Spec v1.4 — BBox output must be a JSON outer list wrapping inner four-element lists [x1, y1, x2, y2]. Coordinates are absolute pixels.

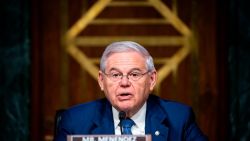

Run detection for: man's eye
[[112, 73, 121, 78], [130, 72, 140, 77]]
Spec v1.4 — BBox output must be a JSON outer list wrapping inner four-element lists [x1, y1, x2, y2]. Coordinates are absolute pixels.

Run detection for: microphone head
[[119, 111, 126, 120]]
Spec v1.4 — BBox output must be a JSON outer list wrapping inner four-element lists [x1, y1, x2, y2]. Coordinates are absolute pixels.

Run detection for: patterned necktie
[[121, 118, 135, 135]]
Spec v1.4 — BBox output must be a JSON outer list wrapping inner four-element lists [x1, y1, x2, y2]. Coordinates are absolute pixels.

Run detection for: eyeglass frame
[[102, 70, 151, 82]]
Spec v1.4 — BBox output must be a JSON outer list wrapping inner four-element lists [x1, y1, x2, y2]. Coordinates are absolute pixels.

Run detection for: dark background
[[0, 0, 250, 140]]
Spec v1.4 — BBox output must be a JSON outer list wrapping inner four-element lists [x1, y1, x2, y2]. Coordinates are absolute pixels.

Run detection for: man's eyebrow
[[129, 68, 143, 72], [127, 69, 146, 74], [108, 68, 122, 72]]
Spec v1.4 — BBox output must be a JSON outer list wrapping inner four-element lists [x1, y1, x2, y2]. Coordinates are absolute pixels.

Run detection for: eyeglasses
[[103, 71, 149, 82]]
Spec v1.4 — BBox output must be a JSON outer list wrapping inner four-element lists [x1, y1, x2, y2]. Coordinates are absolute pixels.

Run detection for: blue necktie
[[121, 118, 135, 135]]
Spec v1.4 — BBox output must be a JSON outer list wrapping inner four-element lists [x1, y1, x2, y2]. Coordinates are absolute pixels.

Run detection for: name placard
[[67, 135, 151, 141]]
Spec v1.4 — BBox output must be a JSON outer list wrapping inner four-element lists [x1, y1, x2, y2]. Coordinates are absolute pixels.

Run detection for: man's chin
[[117, 104, 133, 112]]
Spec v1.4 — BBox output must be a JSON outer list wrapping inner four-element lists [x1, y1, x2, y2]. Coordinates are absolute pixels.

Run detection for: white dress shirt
[[112, 102, 147, 135]]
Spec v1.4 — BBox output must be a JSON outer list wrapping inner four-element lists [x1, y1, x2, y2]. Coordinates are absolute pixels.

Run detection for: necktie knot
[[121, 118, 135, 134]]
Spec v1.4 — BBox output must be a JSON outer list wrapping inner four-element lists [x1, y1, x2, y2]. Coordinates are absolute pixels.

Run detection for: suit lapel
[[91, 99, 115, 134], [145, 95, 169, 141]]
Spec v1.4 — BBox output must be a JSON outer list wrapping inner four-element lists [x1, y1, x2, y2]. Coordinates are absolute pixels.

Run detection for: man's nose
[[120, 75, 130, 86]]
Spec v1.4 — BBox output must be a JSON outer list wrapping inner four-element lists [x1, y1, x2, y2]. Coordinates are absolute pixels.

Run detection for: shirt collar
[[112, 102, 147, 131]]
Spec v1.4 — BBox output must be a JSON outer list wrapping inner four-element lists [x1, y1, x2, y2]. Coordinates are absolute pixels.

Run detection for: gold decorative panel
[[63, 0, 194, 94]]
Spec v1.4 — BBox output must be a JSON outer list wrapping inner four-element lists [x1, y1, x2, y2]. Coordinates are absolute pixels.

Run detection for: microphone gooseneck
[[119, 111, 126, 134], [119, 111, 126, 120]]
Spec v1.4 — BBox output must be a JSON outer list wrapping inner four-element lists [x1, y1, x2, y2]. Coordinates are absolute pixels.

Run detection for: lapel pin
[[155, 131, 160, 136]]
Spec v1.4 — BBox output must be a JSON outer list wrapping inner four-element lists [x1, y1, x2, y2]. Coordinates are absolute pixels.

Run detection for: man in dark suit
[[55, 41, 207, 141]]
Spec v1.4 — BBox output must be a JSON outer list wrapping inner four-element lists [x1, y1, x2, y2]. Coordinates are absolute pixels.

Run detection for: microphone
[[119, 111, 126, 134]]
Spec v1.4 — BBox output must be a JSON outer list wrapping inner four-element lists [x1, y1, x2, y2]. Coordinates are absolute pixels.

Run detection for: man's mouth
[[117, 93, 132, 100], [119, 93, 131, 96]]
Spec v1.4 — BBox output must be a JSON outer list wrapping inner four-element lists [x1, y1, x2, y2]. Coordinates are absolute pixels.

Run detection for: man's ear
[[98, 71, 104, 91], [149, 70, 157, 91]]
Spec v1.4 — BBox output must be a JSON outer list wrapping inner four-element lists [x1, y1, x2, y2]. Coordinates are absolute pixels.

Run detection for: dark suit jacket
[[55, 94, 207, 141]]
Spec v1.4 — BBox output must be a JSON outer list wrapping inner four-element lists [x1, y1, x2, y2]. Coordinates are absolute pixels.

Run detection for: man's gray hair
[[100, 41, 155, 72]]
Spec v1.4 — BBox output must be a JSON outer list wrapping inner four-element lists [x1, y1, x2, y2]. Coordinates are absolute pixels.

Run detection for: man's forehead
[[107, 67, 144, 72], [106, 52, 146, 63], [104, 52, 147, 70]]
